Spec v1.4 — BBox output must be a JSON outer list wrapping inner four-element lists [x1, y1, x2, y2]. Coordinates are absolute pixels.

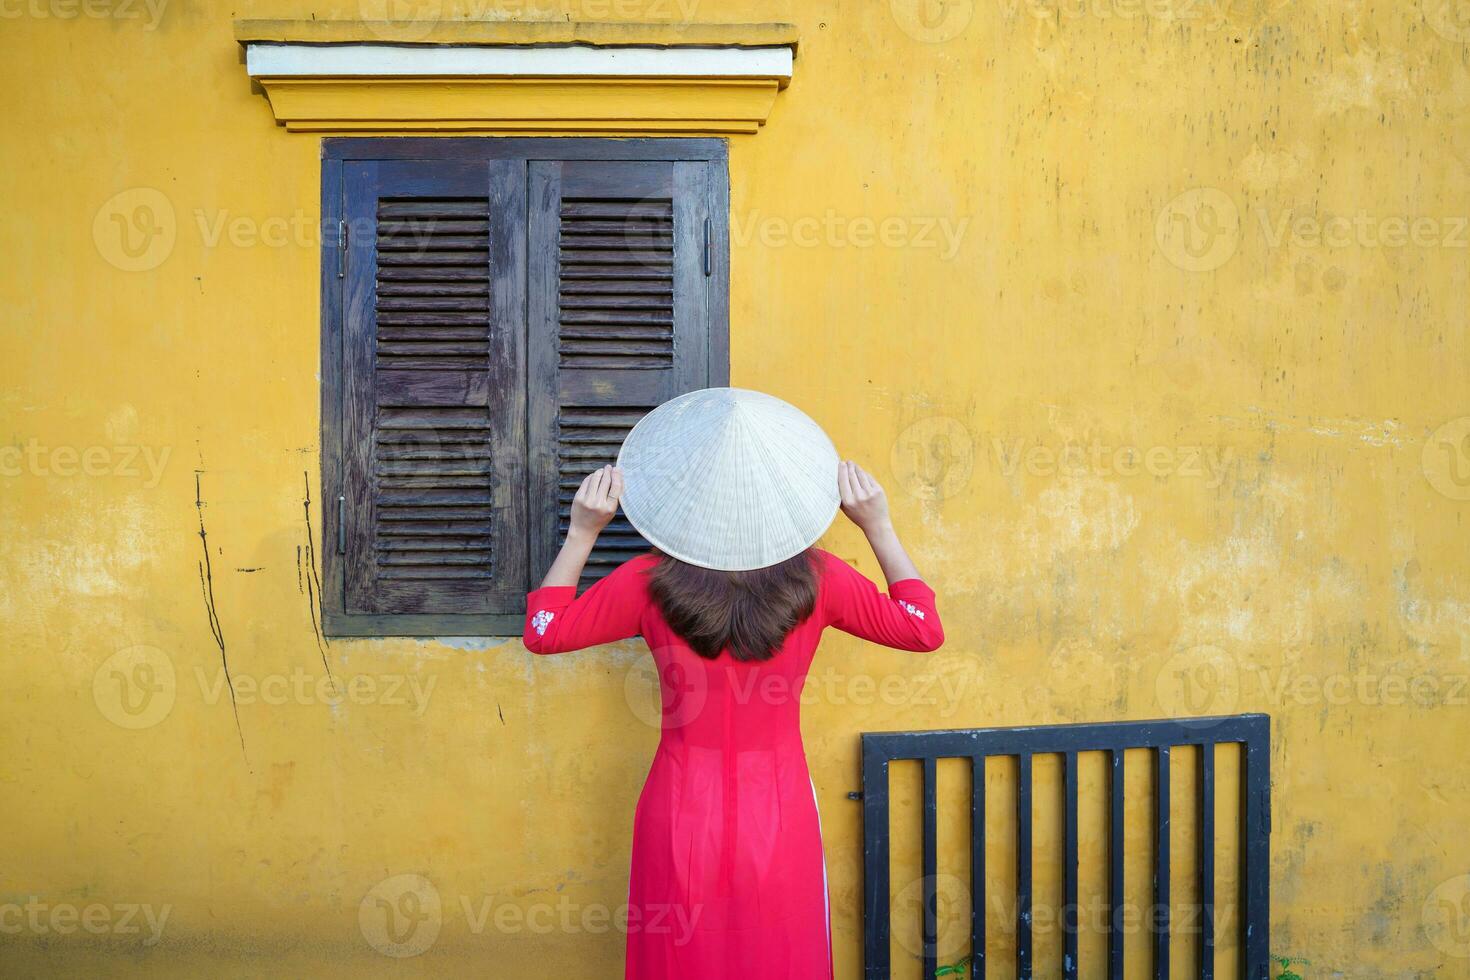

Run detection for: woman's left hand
[[569, 464, 623, 539]]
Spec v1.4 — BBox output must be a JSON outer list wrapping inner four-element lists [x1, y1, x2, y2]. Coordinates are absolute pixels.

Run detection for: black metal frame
[[860, 714, 1270, 979]]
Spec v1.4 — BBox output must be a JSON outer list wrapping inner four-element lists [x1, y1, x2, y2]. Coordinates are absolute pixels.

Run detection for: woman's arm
[[823, 460, 943, 651], [538, 464, 623, 588], [838, 460, 921, 586], [524, 464, 648, 654]]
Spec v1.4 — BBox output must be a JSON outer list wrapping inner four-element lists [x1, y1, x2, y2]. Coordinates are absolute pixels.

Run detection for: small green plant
[[1272, 953, 1310, 980], [935, 953, 973, 977]]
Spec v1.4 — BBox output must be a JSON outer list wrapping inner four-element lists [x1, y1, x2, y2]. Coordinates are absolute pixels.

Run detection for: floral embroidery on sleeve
[[531, 610, 555, 636], [899, 601, 926, 620]]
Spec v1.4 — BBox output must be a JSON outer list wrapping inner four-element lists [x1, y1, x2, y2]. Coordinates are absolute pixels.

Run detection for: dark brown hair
[[647, 549, 819, 662]]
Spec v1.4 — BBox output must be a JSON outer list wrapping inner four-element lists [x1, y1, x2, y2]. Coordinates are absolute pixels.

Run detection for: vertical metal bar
[[1017, 753, 1034, 979], [923, 756, 939, 980], [862, 746, 892, 980], [1198, 743, 1215, 980], [1155, 745, 1172, 979], [1109, 748, 1126, 980], [971, 755, 987, 980], [336, 495, 345, 554], [1064, 751, 1079, 980], [1240, 725, 1270, 979], [703, 216, 712, 276]]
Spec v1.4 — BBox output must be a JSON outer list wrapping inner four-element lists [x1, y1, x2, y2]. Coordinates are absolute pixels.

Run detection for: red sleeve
[[523, 554, 656, 654], [818, 550, 944, 652]]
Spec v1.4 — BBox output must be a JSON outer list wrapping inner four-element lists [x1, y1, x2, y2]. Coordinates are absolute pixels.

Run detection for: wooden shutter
[[338, 159, 527, 620], [527, 158, 726, 586]]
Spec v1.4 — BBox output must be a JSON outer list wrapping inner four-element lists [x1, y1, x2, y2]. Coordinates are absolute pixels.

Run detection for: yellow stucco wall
[[4, 1, 1469, 976]]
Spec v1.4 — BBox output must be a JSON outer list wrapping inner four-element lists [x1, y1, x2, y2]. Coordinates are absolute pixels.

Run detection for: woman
[[523, 388, 944, 980]]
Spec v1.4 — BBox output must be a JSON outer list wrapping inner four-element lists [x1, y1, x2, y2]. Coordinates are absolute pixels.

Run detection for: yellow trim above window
[[254, 78, 779, 136], [235, 20, 797, 136]]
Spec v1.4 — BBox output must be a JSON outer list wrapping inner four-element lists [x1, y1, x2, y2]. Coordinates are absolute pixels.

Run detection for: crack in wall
[[301, 472, 333, 688], [195, 471, 249, 768]]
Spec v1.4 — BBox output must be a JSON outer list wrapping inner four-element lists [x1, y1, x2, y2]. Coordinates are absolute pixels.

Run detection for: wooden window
[[321, 139, 729, 637]]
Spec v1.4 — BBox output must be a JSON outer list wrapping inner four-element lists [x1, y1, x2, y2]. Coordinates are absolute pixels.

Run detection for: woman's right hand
[[569, 464, 622, 540], [838, 460, 891, 533]]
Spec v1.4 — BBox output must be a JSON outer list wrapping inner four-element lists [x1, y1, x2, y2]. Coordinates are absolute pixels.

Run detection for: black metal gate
[[860, 714, 1270, 979]]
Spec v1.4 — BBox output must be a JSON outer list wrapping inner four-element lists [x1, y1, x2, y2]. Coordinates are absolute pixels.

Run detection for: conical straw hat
[[616, 387, 840, 571]]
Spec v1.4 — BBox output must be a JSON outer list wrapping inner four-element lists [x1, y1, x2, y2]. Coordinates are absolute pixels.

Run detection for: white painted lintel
[[245, 42, 794, 81]]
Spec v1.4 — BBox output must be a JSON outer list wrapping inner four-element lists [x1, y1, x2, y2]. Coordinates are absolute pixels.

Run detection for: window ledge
[[236, 20, 796, 135], [324, 612, 527, 639]]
